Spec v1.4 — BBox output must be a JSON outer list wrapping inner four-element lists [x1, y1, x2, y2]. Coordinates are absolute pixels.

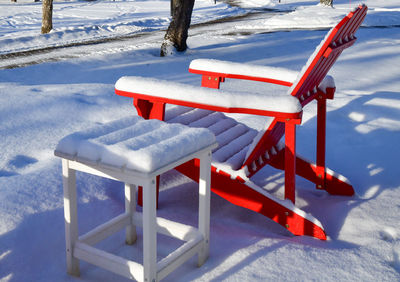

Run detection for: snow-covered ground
[[1, 0, 400, 281]]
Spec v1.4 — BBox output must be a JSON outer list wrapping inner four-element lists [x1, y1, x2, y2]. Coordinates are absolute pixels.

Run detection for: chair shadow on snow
[[270, 89, 400, 241], [178, 89, 400, 280]]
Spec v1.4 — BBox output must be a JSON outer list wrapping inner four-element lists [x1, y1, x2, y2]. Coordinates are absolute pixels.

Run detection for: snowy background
[[1, 0, 400, 281]]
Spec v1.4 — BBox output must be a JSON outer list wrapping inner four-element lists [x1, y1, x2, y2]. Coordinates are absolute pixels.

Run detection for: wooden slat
[[157, 236, 203, 280], [79, 213, 131, 246], [74, 242, 143, 281]]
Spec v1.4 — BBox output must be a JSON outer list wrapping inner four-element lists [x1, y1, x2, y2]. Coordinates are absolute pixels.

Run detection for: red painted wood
[[189, 69, 294, 87], [316, 95, 327, 190], [201, 75, 222, 88], [176, 159, 327, 240], [149, 101, 165, 120], [242, 119, 283, 173], [289, 8, 367, 101], [284, 122, 296, 203], [115, 5, 366, 240], [324, 38, 356, 58], [133, 99, 165, 121], [270, 151, 354, 196], [133, 99, 152, 119]]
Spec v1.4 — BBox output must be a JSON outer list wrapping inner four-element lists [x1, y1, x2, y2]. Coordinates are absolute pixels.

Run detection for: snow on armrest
[[318, 75, 335, 93], [189, 59, 298, 86], [115, 76, 302, 118]]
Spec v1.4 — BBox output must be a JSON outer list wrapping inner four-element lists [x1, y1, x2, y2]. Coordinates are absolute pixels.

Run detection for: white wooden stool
[[54, 116, 217, 282]]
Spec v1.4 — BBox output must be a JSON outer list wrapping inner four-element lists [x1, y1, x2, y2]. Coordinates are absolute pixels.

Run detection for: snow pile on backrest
[[55, 116, 216, 173], [189, 59, 299, 83], [115, 76, 302, 114]]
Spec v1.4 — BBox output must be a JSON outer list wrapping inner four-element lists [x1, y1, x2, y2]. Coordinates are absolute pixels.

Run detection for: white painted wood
[[74, 242, 144, 281], [197, 152, 212, 266], [65, 143, 217, 182], [157, 235, 203, 280], [125, 183, 137, 245], [79, 213, 130, 246], [67, 160, 142, 185], [57, 140, 215, 281], [143, 178, 157, 282], [62, 159, 80, 276], [132, 213, 201, 242]]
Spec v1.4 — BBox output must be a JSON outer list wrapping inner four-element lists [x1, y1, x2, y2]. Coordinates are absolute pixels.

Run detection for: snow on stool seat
[[55, 115, 216, 174], [54, 115, 217, 282]]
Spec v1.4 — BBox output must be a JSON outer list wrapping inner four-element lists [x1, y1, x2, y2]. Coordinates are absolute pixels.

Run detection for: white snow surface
[[116, 76, 302, 113], [55, 115, 216, 173], [1, 0, 400, 281], [0, 0, 243, 55]]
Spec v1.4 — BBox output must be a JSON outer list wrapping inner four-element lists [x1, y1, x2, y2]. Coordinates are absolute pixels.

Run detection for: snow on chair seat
[[165, 106, 275, 172]]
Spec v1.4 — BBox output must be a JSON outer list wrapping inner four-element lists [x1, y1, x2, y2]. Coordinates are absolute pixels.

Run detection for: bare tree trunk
[[11, 0, 17, 2], [320, 0, 333, 6], [160, 0, 195, 56], [41, 0, 53, 34]]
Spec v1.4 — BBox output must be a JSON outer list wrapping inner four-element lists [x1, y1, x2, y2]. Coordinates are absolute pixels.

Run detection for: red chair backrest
[[289, 5, 368, 105], [242, 5, 367, 172]]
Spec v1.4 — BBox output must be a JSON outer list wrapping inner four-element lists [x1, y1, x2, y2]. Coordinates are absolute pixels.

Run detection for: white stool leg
[[143, 178, 157, 282], [62, 159, 80, 276], [198, 151, 212, 267], [125, 183, 137, 245]]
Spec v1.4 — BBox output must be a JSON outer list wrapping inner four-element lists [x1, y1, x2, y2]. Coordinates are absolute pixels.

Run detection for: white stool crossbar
[[55, 116, 217, 282]]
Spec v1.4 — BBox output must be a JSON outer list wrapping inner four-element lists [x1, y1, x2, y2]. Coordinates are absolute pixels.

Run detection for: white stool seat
[[55, 116, 217, 281]]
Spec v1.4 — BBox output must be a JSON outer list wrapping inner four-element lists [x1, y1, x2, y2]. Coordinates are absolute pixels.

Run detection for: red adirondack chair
[[115, 5, 368, 240]]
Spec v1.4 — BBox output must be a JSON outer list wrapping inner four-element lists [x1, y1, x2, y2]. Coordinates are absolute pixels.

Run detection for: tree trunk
[[320, 0, 333, 6], [41, 0, 53, 34], [160, 0, 195, 56]]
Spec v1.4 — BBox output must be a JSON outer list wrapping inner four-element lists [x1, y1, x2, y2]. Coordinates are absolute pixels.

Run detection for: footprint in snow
[[392, 243, 400, 273], [0, 170, 18, 177], [380, 227, 400, 273], [7, 155, 38, 170], [0, 155, 38, 178]]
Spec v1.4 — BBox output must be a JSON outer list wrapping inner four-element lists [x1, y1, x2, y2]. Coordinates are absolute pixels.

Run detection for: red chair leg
[[270, 150, 354, 196], [285, 122, 297, 204], [316, 95, 327, 190]]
